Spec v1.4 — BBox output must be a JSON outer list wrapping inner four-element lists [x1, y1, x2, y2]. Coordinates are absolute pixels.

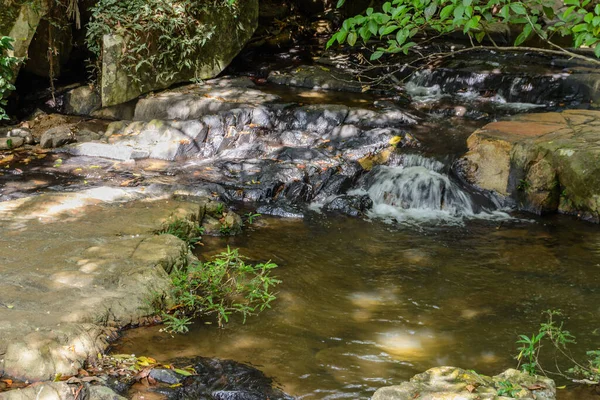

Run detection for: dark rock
[[163, 357, 293, 400], [256, 204, 304, 218], [40, 125, 76, 149], [149, 368, 185, 385], [324, 195, 373, 217]]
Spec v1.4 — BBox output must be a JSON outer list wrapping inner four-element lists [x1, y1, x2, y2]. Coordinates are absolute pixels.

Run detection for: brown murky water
[[113, 213, 600, 399]]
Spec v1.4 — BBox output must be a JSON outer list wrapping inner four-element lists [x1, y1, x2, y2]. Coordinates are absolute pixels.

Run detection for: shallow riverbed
[[113, 212, 600, 399]]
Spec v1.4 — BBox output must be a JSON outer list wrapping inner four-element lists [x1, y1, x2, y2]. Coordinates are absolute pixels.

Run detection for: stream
[[112, 212, 600, 399]]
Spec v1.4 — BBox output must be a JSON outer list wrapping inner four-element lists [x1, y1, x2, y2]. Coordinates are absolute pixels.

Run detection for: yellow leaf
[[556, 385, 566, 389], [89, 165, 101, 169], [169, 383, 182, 388]]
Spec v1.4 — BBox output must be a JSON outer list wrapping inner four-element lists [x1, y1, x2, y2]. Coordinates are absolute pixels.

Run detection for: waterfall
[[360, 155, 510, 223]]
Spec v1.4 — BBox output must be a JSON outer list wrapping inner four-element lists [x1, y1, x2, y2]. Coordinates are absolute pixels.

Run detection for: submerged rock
[[0, 382, 126, 400], [160, 357, 293, 400], [459, 110, 600, 222], [372, 366, 556, 400]]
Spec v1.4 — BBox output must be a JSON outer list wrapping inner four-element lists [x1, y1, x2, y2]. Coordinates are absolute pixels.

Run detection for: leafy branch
[[0, 36, 19, 121], [329, 0, 600, 64]]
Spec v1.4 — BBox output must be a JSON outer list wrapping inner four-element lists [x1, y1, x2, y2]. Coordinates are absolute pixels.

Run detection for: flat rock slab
[[0, 187, 205, 381], [459, 109, 600, 221], [372, 367, 555, 400]]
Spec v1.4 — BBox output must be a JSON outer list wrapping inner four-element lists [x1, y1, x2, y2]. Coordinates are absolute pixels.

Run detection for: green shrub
[[86, 0, 238, 86], [329, 0, 600, 61], [161, 247, 280, 333], [0, 36, 18, 121], [157, 217, 205, 248]]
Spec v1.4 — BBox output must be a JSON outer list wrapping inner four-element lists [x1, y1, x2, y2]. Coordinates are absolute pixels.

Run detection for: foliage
[[496, 379, 522, 397], [515, 310, 600, 385], [86, 0, 238, 86], [161, 247, 280, 333], [157, 218, 204, 248], [0, 37, 18, 121], [329, 0, 600, 61]]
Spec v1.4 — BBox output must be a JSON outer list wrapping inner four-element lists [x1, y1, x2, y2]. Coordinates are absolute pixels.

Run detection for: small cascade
[[361, 155, 509, 223], [405, 67, 581, 108]]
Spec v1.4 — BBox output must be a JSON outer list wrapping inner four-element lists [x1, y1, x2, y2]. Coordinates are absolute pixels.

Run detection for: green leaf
[[514, 24, 532, 46], [542, 6, 555, 19], [381, 25, 399, 35], [347, 31, 357, 46], [510, 3, 527, 15], [425, 3, 437, 20], [499, 5, 509, 19], [463, 0, 472, 6], [454, 4, 465, 19], [370, 50, 384, 60], [440, 4, 454, 20], [475, 31, 486, 42], [368, 19, 378, 35], [382, 1, 392, 13], [585, 12, 594, 23], [173, 368, 193, 376], [572, 23, 589, 32], [336, 0, 345, 8], [366, 7, 374, 16]]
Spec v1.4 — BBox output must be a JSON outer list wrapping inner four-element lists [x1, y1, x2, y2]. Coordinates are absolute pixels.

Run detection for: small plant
[[216, 203, 225, 215], [514, 310, 600, 386], [161, 247, 280, 333], [496, 379, 521, 397], [516, 331, 545, 375], [244, 212, 261, 225], [158, 218, 204, 248], [219, 224, 231, 236], [0, 36, 19, 121]]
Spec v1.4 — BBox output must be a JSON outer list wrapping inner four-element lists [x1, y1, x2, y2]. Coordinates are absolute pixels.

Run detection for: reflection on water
[[113, 214, 600, 399]]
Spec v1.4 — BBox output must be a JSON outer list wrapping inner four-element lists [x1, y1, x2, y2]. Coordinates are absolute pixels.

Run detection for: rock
[[256, 204, 305, 219], [64, 86, 102, 116], [0, 192, 205, 381], [372, 366, 556, 400], [162, 356, 293, 400], [91, 100, 137, 121], [324, 194, 373, 217], [459, 110, 600, 221], [100, 1, 259, 106], [7, 127, 35, 144], [148, 368, 185, 385], [0, 0, 48, 80], [0, 383, 126, 400], [40, 125, 76, 149], [0, 137, 24, 150]]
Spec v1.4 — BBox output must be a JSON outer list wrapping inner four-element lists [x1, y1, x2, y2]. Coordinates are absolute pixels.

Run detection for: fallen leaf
[[1, 379, 13, 387], [466, 384, 476, 393], [526, 384, 546, 390]]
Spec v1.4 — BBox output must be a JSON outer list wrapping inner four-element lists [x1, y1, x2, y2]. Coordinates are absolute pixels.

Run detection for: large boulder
[[459, 110, 600, 222], [100, 0, 259, 107], [372, 367, 556, 400], [0, 0, 48, 78]]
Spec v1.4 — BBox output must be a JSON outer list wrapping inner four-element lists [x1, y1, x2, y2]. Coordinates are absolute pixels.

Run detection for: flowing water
[[113, 210, 600, 399]]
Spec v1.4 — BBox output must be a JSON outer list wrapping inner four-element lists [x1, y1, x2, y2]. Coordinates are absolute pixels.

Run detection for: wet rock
[[149, 368, 185, 385], [459, 110, 600, 221], [40, 125, 76, 149], [324, 195, 373, 217], [0, 137, 24, 150], [64, 86, 102, 116], [163, 357, 292, 400], [256, 203, 304, 218], [372, 367, 556, 400]]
